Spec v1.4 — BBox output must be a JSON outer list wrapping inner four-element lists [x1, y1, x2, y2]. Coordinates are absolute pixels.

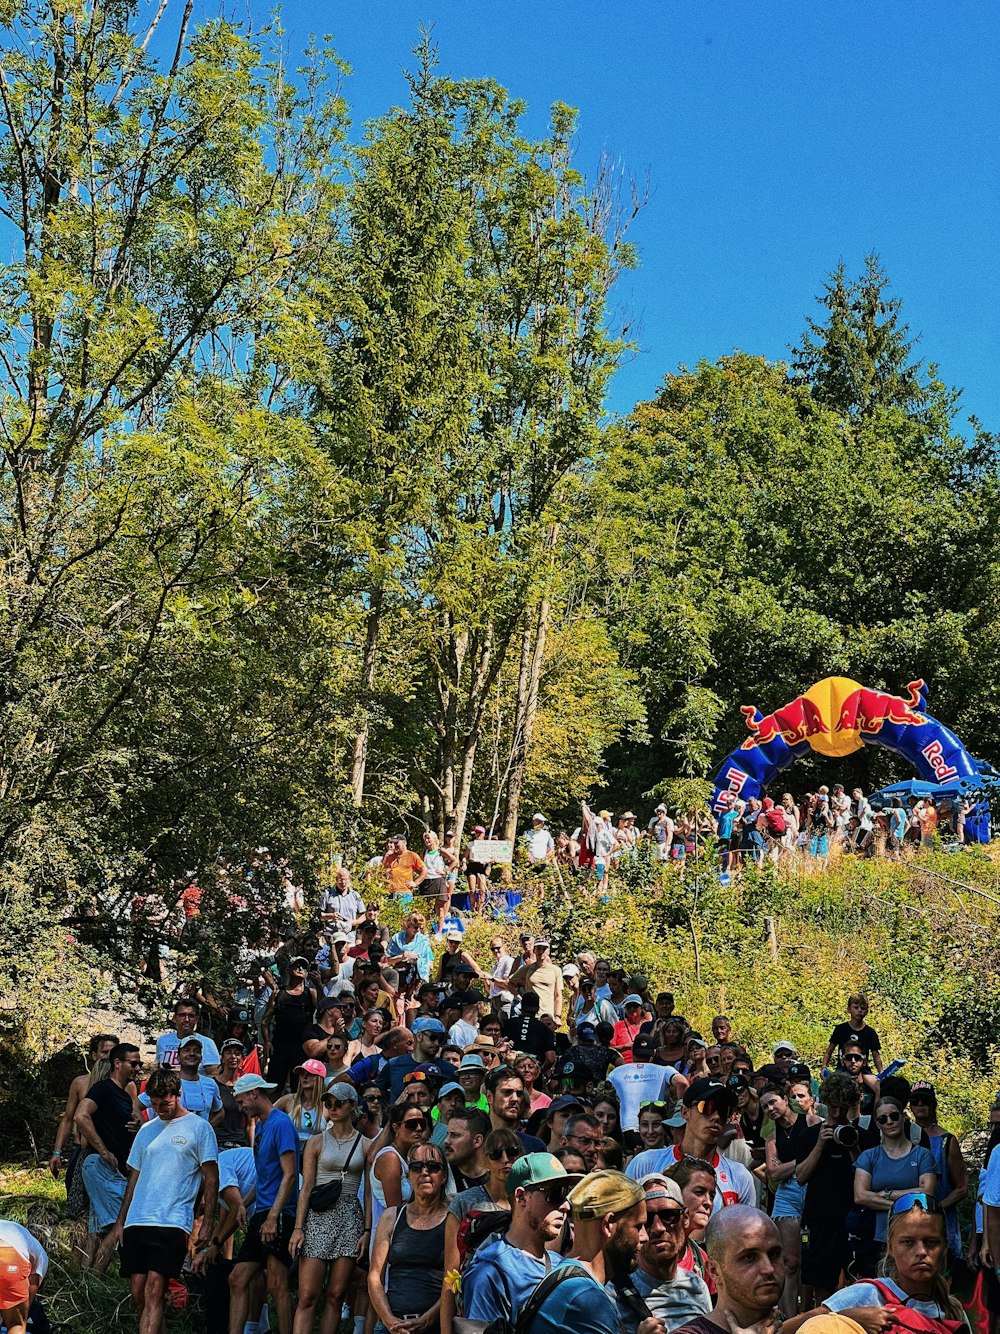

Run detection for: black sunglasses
[[408, 1160, 444, 1175], [401, 1117, 427, 1130], [650, 1207, 686, 1226], [876, 1111, 901, 1124], [486, 1146, 518, 1161], [527, 1184, 570, 1207]]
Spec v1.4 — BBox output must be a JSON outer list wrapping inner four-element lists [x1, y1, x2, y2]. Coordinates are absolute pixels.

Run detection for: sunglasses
[[893, 1191, 942, 1215], [527, 1184, 570, 1207], [490, 945, 503, 951], [681, 1155, 715, 1172], [691, 1099, 727, 1116], [404, 1072, 431, 1084], [650, 1208, 686, 1227], [364, 1096, 383, 1105], [401, 1117, 427, 1130], [876, 1111, 902, 1124], [640, 1101, 669, 1115], [486, 1146, 517, 1162], [408, 1160, 445, 1175], [842, 1053, 864, 1062]]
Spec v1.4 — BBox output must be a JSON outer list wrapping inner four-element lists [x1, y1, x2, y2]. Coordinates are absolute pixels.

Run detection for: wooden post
[[764, 915, 779, 961]]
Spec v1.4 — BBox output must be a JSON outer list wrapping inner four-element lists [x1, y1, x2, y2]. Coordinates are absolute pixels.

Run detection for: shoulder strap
[[514, 1263, 591, 1334], [340, 1133, 363, 1176]]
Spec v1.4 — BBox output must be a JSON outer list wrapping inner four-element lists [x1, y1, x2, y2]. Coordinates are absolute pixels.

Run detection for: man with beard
[[616, 1175, 711, 1332], [672, 1207, 784, 1334], [526, 1170, 666, 1334]]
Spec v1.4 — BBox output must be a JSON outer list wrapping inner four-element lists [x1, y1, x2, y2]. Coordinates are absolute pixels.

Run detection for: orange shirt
[[382, 850, 425, 894]]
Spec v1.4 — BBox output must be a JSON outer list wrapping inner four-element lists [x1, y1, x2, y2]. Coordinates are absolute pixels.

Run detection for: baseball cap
[[531, 813, 546, 823], [289, 955, 310, 968], [688, 1037, 707, 1050], [632, 1035, 656, 1058], [682, 1077, 736, 1110], [546, 1093, 585, 1116], [316, 996, 341, 1014], [577, 1022, 597, 1041], [787, 1061, 811, 1082], [559, 1058, 588, 1081], [332, 932, 351, 945], [220, 1038, 244, 1053], [473, 825, 486, 836], [773, 1041, 797, 1057], [534, 939, 550, 949], [360, 920, 379, 933], [228, 1006, 251, 1025], [641, 1175, 685, 1205], [568, 1169, 644, 1220], [233, 1073, 277, 1095], [293, 1059, 328, 1078], [327, 1082, 359, 1103], [405, 1062, 447, 1083], [623, 994, 643, 1008], [562, 963, 579, 977], [629, 974, 648, 992], [664, 1113, 686, 1129], [910, 1081, 936, 1099], [655, 803, 668, 813], [413, 1017, 447, 1035], [445, 931, 463, 942], [505, 1152, 582, 1196], [177, 1036, 203, 1050], [454, 989, 487, 1006]]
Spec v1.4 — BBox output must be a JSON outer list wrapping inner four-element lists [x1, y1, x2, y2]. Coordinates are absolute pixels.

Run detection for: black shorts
[[983, 1265, 1000, 1315], [234, 1211, 294, 1269], [120, 1225, 189, 1279], [801, 1218, 850, 1289], [419, 876, 448, 902]]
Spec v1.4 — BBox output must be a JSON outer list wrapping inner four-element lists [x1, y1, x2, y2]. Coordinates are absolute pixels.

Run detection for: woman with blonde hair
[[276, 1059, 327, 1146]]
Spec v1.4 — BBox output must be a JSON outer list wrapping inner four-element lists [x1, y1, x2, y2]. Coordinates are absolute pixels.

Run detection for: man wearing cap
[[448, 989, 486, 1049], [609, 1035, 687, 1136], [619, 1175, 711, 1333], [648, 805, 675, 862], [165, 1037, 224, 1123], [572, 975, 620, 1033], [429, 1080, 467, 1147], [502, 992, 557, 1067], [508, 940, 562, 1025], [300, 995, 347, 1065], [229, 1073, 299, 1334], [381, 834, 425, 898], [155, 997, 221, 1076], [317, 866, 366, 934], [565, 1021, 621, 1084], [486, 936, 515, 1013], [671, 1206, 784, 1334], [376, 1017, 446, 1099], [460, 1154, 580, 1326], [526, 1170, 664, 1334], [457, 1053, 490, 1111], [522, 813, 555, 865], [626, 1078, 756, 1211]]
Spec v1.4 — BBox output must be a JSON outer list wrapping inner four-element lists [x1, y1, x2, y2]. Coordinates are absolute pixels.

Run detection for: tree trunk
[[501, 591, 550, 842], [349, 584, 385, 809]]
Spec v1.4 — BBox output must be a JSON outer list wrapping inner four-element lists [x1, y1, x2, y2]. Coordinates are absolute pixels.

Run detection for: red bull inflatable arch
[[710, 676, 989, 813]]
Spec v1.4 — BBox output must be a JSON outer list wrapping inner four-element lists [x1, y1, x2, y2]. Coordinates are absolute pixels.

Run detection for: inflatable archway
[[710, 676, 987, 813]]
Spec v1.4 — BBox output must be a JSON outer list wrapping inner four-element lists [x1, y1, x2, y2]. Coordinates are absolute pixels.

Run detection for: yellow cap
[[568, 1170, 644, 1220]]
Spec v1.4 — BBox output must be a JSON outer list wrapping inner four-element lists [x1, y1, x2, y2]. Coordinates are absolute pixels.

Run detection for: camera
[[832, 1124, 859, 1148]]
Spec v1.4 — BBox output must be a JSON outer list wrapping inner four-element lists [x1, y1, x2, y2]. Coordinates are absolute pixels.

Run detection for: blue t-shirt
[[125, 1112, 218, 1232], [376, 1054, 420, 1100], [462, 1236, 567, 1324], [219, 1147, 257, 1202], [525, 1266, 619, 1334], [717, 811, 737, 840], [139, 1075, 222, 1122], [826, 1278, 948, 1320], [253, 1109, 300, 1216], [855, 1145, 936, 1241]]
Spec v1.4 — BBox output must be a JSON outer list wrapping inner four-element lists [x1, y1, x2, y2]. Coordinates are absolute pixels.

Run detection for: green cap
[[505, 1152, 583, 1197]]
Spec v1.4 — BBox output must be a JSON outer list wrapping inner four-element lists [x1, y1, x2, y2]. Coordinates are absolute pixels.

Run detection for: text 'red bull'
[[835, 680, 927, 735], [741, 696, 828, 750]]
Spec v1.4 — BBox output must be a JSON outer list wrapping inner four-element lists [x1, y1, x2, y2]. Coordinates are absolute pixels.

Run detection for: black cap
[[787, 1061, 811, 1082], [546, 1094, 586, 1116], [317, 996, 340, 1014], [361, 921, 379, 933], [228, 1006, 251, 1025], [682, 1077, 737, 1109], [725, 1074, 749, 1093], [520, 993, 540, 1011], [560, 1058, 588, 1080], [632, 1034, 656, 1058]]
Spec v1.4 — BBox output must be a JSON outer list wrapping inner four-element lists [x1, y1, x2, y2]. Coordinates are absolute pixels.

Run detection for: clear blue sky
[[271, 0, 998, 428]]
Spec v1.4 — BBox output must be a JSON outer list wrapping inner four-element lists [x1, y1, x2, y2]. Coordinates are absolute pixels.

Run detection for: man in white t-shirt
[[608, 1035, 688, 1131], [626, 1077, 756, 1212], [487, 937, 515, 1010], [155, 997, 221, 1076], [522, 814, 555, 864]]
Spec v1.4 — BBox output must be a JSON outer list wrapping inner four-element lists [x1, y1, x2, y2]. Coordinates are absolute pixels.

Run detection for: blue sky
[[272, 0, 998, 427]]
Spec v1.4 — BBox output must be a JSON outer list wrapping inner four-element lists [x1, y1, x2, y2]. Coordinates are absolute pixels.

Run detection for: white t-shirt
[[0, 1220, 47, 1279], [608, 1062, 679, 1131], [826, 1280, 947, 1320], [488, 954, 514, 998], [126, 1112, 219, 1232], [524, 829, 554, 862], [449, 1018, 480, 1048], [625, 1144, 756, 1210], [155, 1030, 221, 1073]]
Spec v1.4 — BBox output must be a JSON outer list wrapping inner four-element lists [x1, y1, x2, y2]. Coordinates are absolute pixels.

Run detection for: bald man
[[672, 1206, 784, 1334]]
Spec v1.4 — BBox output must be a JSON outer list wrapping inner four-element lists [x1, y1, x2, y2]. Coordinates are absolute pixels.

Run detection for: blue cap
[[438, 1082, 465, 1098], [413, 1017, 447, 1035]]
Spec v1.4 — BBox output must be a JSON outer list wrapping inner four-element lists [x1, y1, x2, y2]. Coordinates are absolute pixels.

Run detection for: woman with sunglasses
[[761, 1082, 818, 1317], [369, 1103, 428, 1245], [263, 956, 319, 1092], [358, 1085, 385, 1138], [347, 1010, 385, 1067], [291, 1084, 373, 1334], [786, 1194, 966, 1334], [277, 1060, 329, 1146], [853, 1097, 937, 1276], [369, 1142, 449, 1334], [439, 1128, 518, 1334]]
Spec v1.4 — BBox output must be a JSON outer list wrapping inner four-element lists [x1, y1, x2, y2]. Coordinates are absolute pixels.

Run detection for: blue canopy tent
[[868, 776, 998, 843]]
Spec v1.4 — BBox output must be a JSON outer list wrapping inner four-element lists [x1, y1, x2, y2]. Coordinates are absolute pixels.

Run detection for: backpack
[[455, 1208, 512, 1265], [764, 808, 787, 835], [455, 1262, 591, 1334]]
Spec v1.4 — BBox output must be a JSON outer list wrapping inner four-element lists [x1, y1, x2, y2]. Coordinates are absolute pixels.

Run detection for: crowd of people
[[12, 898, 1000, 1334]]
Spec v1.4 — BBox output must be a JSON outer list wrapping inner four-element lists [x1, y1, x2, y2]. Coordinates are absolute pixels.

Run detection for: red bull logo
[[741, 696, 829, 750], [835, 680, 927, 735], [921, 739, 958, 782]]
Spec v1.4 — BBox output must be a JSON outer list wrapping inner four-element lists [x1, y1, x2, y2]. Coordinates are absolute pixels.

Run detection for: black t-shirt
[[86, 1078, 135, 1173], [452, 1165, 489, 1192], [795, 1122, 857, 1223], [502, 1014, 556, 1062], [774, 1113, 811, 1165], [565, 1043, 611, 1084], [830, 1021, 881, 1057]]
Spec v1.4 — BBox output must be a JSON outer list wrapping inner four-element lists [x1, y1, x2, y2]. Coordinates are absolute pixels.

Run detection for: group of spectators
[[17, 901, 1000, 1334]]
